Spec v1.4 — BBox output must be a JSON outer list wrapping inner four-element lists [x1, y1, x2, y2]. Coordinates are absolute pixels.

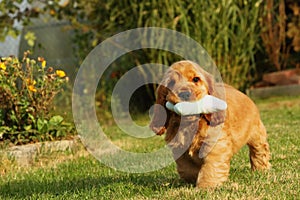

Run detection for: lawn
[[0, 96, 299, 199]]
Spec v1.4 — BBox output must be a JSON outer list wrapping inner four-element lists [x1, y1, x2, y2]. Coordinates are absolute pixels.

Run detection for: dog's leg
[[247, 121, 271, 170], [175, 151, 202, 184], [196, 138, 233, 188]]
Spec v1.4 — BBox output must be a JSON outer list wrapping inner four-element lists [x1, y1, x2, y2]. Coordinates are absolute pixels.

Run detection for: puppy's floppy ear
[[202, 72, 226, 126], [149, 83, 171, 135]]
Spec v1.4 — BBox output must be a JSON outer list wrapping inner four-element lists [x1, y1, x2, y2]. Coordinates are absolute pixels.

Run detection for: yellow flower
[[56, 70, 66, 78], [0, 62, 6, 70], [28, 85, 37, 92], [42, 60, 46, 68]]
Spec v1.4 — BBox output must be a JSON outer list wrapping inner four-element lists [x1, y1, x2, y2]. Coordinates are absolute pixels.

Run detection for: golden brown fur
[[150, 60, 271, 188]]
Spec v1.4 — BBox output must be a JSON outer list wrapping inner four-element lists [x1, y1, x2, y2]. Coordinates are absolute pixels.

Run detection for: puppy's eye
[[192, 77, 201, 83]]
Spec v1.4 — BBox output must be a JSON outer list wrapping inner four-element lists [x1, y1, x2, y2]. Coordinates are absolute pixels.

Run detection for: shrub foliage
[[43, 0, 264, 90], [0, 51, 72, 145]]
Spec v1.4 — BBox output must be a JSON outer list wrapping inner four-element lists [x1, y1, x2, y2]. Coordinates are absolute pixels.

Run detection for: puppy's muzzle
[[178, 91, 191, 101]]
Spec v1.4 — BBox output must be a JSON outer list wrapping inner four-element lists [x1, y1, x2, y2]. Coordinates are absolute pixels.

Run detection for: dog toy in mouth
[[166, 95, 227, 116]]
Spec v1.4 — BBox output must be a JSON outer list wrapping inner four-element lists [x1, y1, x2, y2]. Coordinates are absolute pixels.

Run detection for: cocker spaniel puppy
[[150, 60, 271, 188]]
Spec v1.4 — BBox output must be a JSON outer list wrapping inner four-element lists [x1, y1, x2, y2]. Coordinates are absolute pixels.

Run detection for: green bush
[[45, 0, 263, 90], [0, 51, 72, 145]]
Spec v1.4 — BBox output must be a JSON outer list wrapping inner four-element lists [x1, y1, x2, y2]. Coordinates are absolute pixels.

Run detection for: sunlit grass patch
[[0, 96, 299, 199]]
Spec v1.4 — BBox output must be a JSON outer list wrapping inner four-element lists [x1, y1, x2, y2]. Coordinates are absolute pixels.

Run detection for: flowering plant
[[0, 51, 72, 145]]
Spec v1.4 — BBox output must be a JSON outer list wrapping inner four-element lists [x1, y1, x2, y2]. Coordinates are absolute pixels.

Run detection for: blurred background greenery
[[0, 0, 299, 138]]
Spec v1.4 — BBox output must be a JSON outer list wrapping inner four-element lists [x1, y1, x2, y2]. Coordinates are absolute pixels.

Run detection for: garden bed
[[248, 69, 300, 98], [1, 138, 80, 166], [247, 84, 300, 99]]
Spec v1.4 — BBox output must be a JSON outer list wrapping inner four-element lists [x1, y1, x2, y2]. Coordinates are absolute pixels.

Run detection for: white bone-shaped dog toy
[[166, 95, 227, 116]]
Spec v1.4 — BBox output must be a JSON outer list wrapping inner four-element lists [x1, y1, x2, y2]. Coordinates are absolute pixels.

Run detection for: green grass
[[0, 96, 299, 199]]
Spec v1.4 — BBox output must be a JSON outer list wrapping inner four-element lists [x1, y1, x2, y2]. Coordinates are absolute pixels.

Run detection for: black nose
[[178, 91, 191, 101]]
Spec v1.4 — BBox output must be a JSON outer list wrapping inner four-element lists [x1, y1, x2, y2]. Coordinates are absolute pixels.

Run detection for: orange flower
[[26, 78, 37, 92], [38, 57, 46, 68], [38, 57, 44, 62], [26, 78, 30, 85], [56, 70, 66, 78], [26, 78, 36, 86], [50, 9, 56, 16], [28, 85, 37, 92]]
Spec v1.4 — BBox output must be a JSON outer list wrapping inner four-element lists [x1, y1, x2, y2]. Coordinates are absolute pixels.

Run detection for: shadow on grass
[[1, 171, 188, 198]]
